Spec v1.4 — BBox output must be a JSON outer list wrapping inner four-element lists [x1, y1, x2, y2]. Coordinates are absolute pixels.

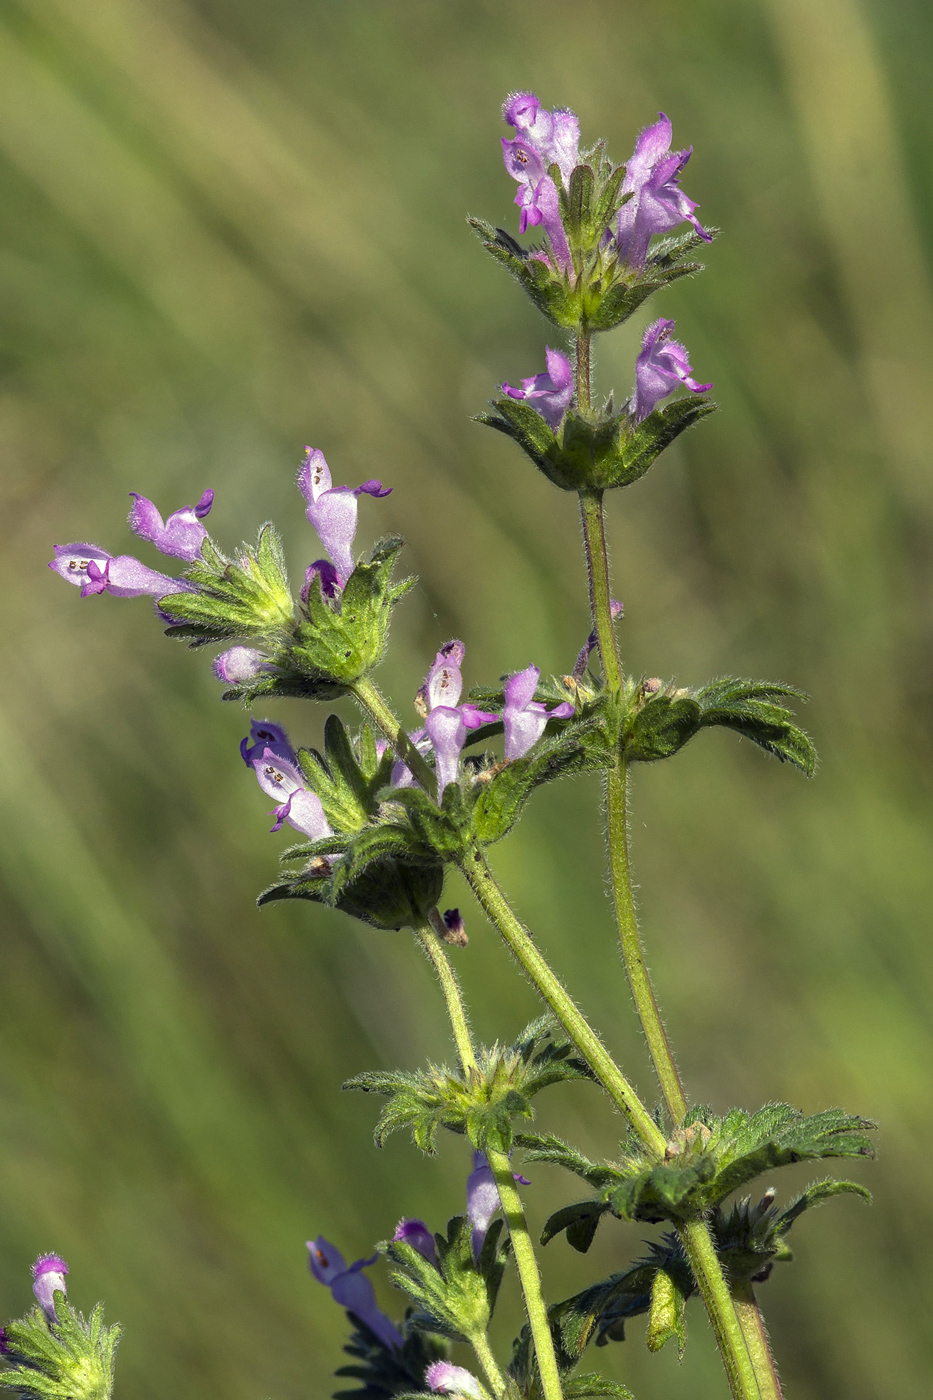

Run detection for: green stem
[[607, 762, 687, 1124], [578, 490, 624, 694], [468, 1329, 507, 1400], [461, 848, 665, 1154], [680, 1224, 763, 1400], [415, 922, 477, 1075], [351, 674, 437, 797], [733, 1284, 784, 1400], [486, 1148, 564, 1400], [575, 330, 592, 413]]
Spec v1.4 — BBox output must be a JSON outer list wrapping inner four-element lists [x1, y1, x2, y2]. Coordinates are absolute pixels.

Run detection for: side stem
[[578, 490, 624, 694], [461, 849, 665, 1154], [351, 674, 437, 798], [679, 1224, 764, 1400], [733, 1284, 785, 1400], [414, 925, 561, 1400], [487, 1149, 564, 1400], [607, 762, 687, 1124]]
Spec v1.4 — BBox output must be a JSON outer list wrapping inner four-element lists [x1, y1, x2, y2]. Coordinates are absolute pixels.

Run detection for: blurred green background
[[0, 0, 930, 1396]]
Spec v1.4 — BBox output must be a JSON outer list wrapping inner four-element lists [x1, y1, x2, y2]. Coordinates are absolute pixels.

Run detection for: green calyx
[[344, 1018, 593, 1155], [0, 1300, 121, 1400], [476, 396, 717, 494], [527, 1102, 875, 1240], [468, 211, 715, 335], [162, 530, 415, 701], [385, 1215, 509, 1345]]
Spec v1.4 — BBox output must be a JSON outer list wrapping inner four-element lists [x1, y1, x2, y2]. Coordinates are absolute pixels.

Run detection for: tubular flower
[[425, 1363, 485, 1399], [128, 488, 213, 562], [298, 448, 391, 587], [396, 642, 495, 793], [49, 544, 193, 601], [392, 1218, 437, 1266], [466, 1151, 530, 1261], [501, 92, 577, 271], [424, 703, 497, 798], [614, 112, 712, 269], [502, 665, 574, 760], [250, 748, 332, 840], [501, 348, 574, 431], [307, 1236, 402, 1351], [632, 319, 712, 423], [32, 1255, 68, 1324]]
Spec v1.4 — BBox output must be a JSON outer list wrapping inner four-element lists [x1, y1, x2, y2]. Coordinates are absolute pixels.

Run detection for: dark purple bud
[[298, 448, 391, 586], [32, 1254, 68, 1323], [502, 665, 574, 760], [307, 1236, 402, 1352], [502, 347, 573, 431], [302, 559, 342, 602], [572, 600, 624, 679], [392, 1218, 437, 1266], [632, 319, 712, 423], [614, 113, 711, 269], [0, 1328, 11, 1355], [212, 646, 272, 684], [425, 1362, 484, 1398], [443, 909, 466, 943], [128, 488, 213, 562], [240, 718, 296, 767]]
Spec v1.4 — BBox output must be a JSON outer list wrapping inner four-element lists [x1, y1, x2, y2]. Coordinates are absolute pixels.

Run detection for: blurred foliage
[[0, 1, 931, 1397]]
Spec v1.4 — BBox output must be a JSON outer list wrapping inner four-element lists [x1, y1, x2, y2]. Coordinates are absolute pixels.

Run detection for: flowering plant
[[7, 93, 875, 1400]]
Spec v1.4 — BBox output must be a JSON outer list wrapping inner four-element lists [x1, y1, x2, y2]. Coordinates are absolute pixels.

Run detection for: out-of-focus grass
[[0, 1, 931, 1397]]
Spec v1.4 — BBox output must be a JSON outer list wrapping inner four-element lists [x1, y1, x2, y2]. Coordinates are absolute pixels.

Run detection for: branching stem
[[351, 674, 438, 797]]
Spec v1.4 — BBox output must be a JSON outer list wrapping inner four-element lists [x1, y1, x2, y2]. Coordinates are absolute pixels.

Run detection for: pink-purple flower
[[614, 113, 711, 269], [501, 92, 578, 271], [425, 1362, 485, 1399], [298, 448, 391, 589], [241, 719, 332, 840], [395, 642, 496, 796], [307, 1236, 402, 1351], [502, 666, 574, 760], [632, 319, 712, 422], [127, 488, 213, 562], [502, 348, 574, 431], [392, 1218, 437, 1266], [32, 1254, 68, 1324], [49, 544, 193, 601]]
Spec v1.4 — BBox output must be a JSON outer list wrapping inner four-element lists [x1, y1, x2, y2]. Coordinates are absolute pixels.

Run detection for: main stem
[[414, 926, 563, 1400], [352, 674, 438, 797], [487, 1148, 564, 1400], [575, 333, 763, 1400], [733, 1285, 785, 1400]]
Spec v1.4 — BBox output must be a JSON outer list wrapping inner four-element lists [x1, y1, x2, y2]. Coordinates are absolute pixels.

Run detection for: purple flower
[[240, 718, 296, 767], [467, 1151, 530, 1261], [308, 1236, 402, 1351], [501, 141, 572, 271], [503, 92, 581, 184], [32, 1254, 68, 1324], [212, 646, 273, 684], [251, 748, 332, 840], [572, 600, 624, 679], [49, 544, 193, 600], [442, 909, 466, 942], [416, 641, 465, 714], [425, 1362, 485, 1399], [632, 319, 712, 423], [502, 348, 573, 431], [424, 704, 497, 798], [298, 448, 391, 586], [301, 559, 342, 603], [128, 488, 213, 562], [502, 665, 574, 760], [392, 1218, 437, 1266], [390, 728, 430, 790], [614, 113, 711, 269]]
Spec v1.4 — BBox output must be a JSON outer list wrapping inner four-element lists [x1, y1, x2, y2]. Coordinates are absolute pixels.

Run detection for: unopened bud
[[32, 1254, 68, 1323]]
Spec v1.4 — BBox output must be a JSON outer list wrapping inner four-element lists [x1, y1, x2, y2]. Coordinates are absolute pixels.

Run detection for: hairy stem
[[575, 330, 592, 413], [351, 674, 437, 797], [461, 848, 665, 1154], [680, 1224, 763, 1400], [468, 1329, 507, 1400], [578, 491, 624, 694], [486, 1149, 564, 1400], [733, 1284, 785, 1400], [415, 924, 477, 1075], [607, 763, 687, 1124]]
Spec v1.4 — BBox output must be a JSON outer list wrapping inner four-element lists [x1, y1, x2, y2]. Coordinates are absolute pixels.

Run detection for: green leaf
[[646, 1267, 686, 1357], [540, 1201, 608, 1253]]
